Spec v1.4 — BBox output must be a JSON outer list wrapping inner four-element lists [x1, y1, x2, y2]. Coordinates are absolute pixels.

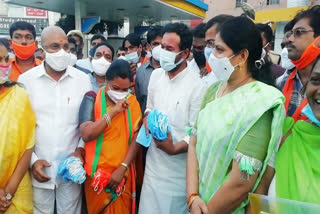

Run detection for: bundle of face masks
[[57, 157, 86, 184], [148, 109, 172, 141]]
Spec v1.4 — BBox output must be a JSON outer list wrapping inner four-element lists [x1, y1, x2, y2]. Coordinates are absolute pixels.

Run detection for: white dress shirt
[[18, 63, 92, 189], [139, 66, 206, 213]]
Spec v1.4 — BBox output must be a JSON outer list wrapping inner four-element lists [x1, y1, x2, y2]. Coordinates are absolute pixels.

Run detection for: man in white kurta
[[18, 26, 92, 214], [139, 23, 206, 214]]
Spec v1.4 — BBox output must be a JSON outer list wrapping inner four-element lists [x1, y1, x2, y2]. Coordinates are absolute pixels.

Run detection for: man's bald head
[[41, 26, 67, 47]]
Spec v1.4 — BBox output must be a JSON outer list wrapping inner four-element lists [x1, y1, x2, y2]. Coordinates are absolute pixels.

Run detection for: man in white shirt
[[18, 26, 92, 214], [139, 23, 206, 214]]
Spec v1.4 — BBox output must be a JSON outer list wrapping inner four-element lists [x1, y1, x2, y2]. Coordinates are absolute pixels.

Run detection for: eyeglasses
[[206, 39, 215, 48], [288, 28, 314, 38]]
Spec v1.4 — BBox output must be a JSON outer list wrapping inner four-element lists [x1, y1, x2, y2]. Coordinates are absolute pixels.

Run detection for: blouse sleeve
[[233, 110, 273, 179], [79, 91, 96, 125]]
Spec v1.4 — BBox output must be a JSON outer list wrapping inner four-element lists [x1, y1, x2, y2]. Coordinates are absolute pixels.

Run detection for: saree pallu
[[0, 85, 36, 214], [84, 87, 142, 214], [196, 81, 285, 213], [276, 118, 320, 204]]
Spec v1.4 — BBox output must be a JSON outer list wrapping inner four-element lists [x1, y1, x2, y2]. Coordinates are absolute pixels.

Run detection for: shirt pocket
[[63, 95, 80, 125]]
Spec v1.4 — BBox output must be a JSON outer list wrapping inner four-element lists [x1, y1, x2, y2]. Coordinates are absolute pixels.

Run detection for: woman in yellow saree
[[0, 40, 36, 213], [79, 59, 142, 214]]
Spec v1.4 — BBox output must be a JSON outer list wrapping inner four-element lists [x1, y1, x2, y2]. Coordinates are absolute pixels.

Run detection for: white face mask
[[146, 51, 152, 58], [69, 53, 77, 66], [204, 47, 214, 61], [8, 52, 15, 59], [208, 54, 237, 81], [107, 86, 129, 103], [45, 49, 71, 72], [125, 51, 139, 64], [160, 48, 184, 72], [152, 45, 161, 61], [281, 48, 295, 70], [92, 57, 111, 76]]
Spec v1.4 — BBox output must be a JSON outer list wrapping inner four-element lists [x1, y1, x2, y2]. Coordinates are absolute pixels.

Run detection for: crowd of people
[[0, 4, 320, 214]]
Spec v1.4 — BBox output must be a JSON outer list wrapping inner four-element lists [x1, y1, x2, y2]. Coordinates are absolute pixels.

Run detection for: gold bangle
[[103, 113, 111, 127], [120, 162, 129, 169], [187, 195, 199, 211]]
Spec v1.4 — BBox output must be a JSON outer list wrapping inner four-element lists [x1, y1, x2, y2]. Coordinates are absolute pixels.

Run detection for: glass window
[[236, 0, 247, 8]]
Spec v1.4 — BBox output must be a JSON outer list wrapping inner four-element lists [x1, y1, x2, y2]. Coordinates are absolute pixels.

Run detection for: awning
[[4, 0, 208, 22], [255, 6, 308, 23]]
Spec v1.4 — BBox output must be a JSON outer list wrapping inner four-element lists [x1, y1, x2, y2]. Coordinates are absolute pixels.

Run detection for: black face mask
[[192, 49, 206, 68]]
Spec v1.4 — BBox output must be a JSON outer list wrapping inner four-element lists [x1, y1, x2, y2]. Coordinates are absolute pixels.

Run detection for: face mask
[[160, 48, 184, 72], [8, 52, 15, 59], [204, 47, 214, 61], [208, 54, 237, 81], [0, 64, 11, 84], [11, 41, 37, 60], [281, 48, 295, 70], [89, 47, 95, 57], [261, 48, 266, 59], [193, 49, 206, 67], [45, 49, 71, 72], [118, 55, 126, 60], [152, 45, 161, 61], [69, 53, 77, 66], [107, 86, 129, 103], [92, 57, 111, 76], [125, 51, 139, 64], [302, 104, 320, 127], [146, 51, 152, 58]]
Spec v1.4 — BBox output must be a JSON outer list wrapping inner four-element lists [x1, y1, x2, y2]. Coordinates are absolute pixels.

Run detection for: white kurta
[[139, 66, 206, 214]]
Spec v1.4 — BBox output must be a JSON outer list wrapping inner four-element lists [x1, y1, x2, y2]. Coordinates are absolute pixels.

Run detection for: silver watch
[[5, 192, 13, 201]]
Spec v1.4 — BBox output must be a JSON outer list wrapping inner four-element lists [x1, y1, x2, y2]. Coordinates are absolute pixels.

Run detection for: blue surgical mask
[[89, 47, 95, 57], [302, 104, 320, 127], [160, 48, 183, 72], [125, 51, 140, 64], [204, 47, 214, 61]]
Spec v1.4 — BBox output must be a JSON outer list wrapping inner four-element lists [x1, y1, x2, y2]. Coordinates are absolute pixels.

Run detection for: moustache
[[287, 43, 296, 49]]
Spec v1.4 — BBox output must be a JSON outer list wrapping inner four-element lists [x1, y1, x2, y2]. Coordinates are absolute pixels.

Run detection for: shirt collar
[[36, 62, 73, 81], [165, 64, 188, 82]]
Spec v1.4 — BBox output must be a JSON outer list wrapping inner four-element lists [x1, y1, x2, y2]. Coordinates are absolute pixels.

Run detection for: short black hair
[[117, 47, 125, 52], [91, 33, 106, 44], [284, 19, 295, 33], [122, 33, 141, 48], [92, 41, 115, 60], [0, 38, 10, 51], [106, 59, 133, 82], [205, 14, 234, 32], [9, 21, 36, 39], [192, 23, 206, 38], [292, 5, 320, 37], [162, 23, 193, 51], [68, 36, 77, 46], [147, 25, 164, 44], [255, 23, 274, 43]]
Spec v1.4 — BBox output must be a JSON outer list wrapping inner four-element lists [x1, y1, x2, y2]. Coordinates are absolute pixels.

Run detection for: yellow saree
[[0, 85, 36, 214]]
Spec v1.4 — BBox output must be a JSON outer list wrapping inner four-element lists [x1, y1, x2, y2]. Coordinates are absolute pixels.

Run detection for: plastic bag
[[57, 157, 86, 184]]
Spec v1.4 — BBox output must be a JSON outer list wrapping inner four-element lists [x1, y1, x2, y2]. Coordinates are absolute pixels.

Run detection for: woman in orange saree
[[79, 59, 142, 214]]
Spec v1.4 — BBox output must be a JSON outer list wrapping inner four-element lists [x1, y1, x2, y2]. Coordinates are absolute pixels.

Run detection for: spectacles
[[288, 28, 314, 38], [206, 40, 215, 48]]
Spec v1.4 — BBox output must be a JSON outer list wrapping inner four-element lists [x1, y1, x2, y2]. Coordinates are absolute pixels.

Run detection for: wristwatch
[[4, 191, 13, 201]]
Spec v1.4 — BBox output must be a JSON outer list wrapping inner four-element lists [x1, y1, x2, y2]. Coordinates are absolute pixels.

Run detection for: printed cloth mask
[[11, 41, 37, 60], [0, 64, 11, 84], [125, 51, 139, 64], [152, 45, 161, 61], [160, 48, 183, 72], [208, 54, 237, 81], [45, 49, 71, 72], [92, 57, 111, 76]]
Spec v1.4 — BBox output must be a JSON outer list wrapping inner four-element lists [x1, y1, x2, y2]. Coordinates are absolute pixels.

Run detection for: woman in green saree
[[186, 17, 286, 214], [267, 55, 320, 204]]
